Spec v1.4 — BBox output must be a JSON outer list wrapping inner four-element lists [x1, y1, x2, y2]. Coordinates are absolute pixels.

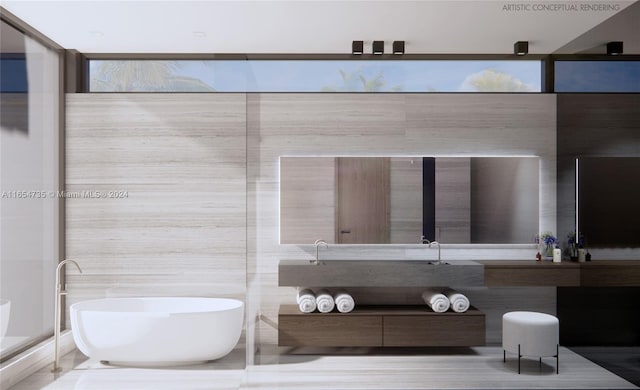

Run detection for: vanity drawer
[[279, 311, 382, 347], [482, 262, 581, 286], [383, 310, 485, 347], [580, 261, 640, 286]]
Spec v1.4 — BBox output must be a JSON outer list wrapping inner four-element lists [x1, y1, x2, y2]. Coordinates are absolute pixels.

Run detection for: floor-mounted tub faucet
[[313, 239, 328, 265], [52, 259, 82, 372]]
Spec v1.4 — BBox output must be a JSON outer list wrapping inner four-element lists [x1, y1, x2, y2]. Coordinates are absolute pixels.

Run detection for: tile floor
[[9, 346, 638, 390], [570, 347, 640, 387]]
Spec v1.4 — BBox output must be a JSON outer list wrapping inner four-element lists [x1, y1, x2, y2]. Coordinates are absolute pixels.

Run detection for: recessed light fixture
[[392, 41, 405, 55], [352, 40, 363, 55], [606, 41, 623, 55], [514, 41, 528, 56], [90, 31, 104, 38], [372, 41, 384, 55], [193, 31, 207, 38]]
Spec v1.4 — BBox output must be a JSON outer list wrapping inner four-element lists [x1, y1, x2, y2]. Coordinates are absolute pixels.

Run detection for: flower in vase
[[538, 231, 557, 246], [567, 231, 586, 247], [535, 231, 556, 257]]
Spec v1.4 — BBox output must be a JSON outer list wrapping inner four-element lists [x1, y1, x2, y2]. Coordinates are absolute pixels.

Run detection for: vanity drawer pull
[[340, 229, 351, 234]]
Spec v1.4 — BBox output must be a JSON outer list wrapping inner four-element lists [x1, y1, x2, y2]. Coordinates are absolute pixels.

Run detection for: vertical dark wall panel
[[578, 157, 640, 247], [556, 94, 640, 242], [557, 94, 640, 345]]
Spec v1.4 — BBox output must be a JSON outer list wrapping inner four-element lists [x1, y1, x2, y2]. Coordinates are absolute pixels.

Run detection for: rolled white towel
[[421, 288, 450, 313], [334, 290, 355, 313], [296, 288, 317, 313], [443, 288, 470, 313], [315, 289, 335, 313]]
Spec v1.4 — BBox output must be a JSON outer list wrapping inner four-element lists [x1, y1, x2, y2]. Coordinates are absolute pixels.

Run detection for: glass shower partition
[[0, 19, 61, 361]]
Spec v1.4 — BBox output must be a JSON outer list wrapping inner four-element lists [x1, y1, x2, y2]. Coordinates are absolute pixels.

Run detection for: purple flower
[[539, 231, 556, 246], [567, 232, 587, 247]]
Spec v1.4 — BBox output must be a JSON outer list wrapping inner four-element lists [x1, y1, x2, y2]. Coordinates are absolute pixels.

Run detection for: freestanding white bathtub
[[70, 297, 243, 366], [1, 299, 10, 338]]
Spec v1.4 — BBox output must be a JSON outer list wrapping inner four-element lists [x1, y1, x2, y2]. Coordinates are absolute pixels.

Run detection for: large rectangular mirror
[[280, 156, 539, 244]]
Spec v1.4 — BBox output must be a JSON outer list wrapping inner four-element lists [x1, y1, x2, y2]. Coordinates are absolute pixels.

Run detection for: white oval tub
[[1, 299, 10, 338], [70, 297, 243, 366]]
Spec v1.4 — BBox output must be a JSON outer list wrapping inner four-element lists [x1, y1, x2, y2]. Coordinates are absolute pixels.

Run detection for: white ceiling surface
[[1, 0, 636, 54]]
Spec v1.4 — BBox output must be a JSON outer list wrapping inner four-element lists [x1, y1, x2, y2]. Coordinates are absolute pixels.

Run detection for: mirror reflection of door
[[336, 157, 390, 244], [279, 156, 539, 244]]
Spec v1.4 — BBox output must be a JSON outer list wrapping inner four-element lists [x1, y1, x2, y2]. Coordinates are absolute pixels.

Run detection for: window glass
[[555, 61, 640, 92], [89, 60, 542, 93]]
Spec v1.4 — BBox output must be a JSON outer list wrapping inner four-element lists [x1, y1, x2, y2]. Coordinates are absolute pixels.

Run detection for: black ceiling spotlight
[[372, 40, 384, 55], [393, 41, 405, 55], [514, 41, 529, 56], [607, 41, 623, 55], [352, 40, 364, 55]]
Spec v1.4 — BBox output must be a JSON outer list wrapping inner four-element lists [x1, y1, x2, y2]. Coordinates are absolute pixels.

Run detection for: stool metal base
[[503, 344, 558, 374]]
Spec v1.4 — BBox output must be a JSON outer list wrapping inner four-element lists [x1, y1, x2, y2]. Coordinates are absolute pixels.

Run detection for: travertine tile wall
[[279, 157, 335, 244], [390, 157, 423, 243], [435, 157, 471, 243], [64, 94, 247, 318]]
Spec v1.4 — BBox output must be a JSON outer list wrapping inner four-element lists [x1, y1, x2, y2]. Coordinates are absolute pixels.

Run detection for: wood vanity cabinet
[[481, 261, 580, 286], [480, 260, 640, 287], [278, 306, 382, 347], [277, 260, 640, 348], [579, 261, 640, 286], [278, 305, 485, 347], [383, 309, 485, 347]]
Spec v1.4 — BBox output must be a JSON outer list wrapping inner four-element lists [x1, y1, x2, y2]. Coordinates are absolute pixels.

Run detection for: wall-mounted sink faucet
[[429, 241, 442, 265], [52, 259, 82, 372], [313, 239, 328, 265], [420, 236, 442, 264]]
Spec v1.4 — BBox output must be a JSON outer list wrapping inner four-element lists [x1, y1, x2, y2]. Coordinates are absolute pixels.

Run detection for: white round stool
[[502, 311, 559, 374]]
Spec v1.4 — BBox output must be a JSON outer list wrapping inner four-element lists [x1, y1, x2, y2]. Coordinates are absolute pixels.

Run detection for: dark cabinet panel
[[481, 261, 580, 286], [279, 308, 382, 347], [278, 305, 485, 347], [383, 311, 485, 347]]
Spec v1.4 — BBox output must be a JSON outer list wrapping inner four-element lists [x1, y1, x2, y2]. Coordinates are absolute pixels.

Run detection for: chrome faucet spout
[[52, 259, 82, 372], [429, 241, 442, 265], [313, 239, 328, 264]]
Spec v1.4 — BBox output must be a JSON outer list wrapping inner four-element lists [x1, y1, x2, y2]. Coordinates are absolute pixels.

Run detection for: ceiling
[[1, 0, 638, 54]]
